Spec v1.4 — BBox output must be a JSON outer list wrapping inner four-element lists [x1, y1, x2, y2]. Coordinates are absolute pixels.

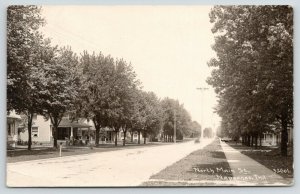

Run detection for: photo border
[[1, 0, 298, 193]]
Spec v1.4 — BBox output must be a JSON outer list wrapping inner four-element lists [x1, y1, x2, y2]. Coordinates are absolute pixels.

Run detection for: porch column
[[70, 126, 73, 139]]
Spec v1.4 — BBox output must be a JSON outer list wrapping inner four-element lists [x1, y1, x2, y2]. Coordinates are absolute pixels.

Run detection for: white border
[[1, 0, 298, 194]]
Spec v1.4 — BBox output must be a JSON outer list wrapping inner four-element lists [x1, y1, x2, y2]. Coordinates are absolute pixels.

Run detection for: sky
[[40, 6, 220, 130]]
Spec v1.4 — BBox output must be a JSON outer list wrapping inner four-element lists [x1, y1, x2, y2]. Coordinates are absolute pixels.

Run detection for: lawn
[[7, 142, 172, 163], [228, 142, 293, 179], [142, 139, 234, 186]]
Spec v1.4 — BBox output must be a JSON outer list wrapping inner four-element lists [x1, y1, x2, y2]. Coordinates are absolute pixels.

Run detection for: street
[[7, 138, 214, 187]]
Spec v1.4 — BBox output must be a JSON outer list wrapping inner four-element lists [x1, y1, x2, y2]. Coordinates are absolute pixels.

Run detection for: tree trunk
[[52, 125, 59, 148], [130, 131, 134, 143], [255, 134, 258, 149], [95, 127, 100, 146], [143, 130, 146, 144], [92, 118, 101, 146], [138, 130, 141, 144], [248, 135, 250, 146], [123, 129, 127, 146], [27, 112, 33, 150], [114, 129, 118, 146], [50, 115, 63, 149], [281, 116, 288, 157], [259, 133, 262, 148]]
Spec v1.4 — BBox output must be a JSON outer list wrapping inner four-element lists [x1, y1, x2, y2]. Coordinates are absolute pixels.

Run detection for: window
[[8, 124, 11, 136], [32, 127, 38, 137], [32, 114, 38, 120]]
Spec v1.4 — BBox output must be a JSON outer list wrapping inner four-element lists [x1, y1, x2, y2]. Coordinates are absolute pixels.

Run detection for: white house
[[18, 114, 52, 144], [7, 111, 147, 147], [7, 110, 22, 148], [262, 128, 293, 147]]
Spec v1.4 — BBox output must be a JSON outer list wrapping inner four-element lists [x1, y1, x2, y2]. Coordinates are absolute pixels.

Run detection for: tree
[[207, 6, 293, 156], [78, 51, 115, 146], [161, 98, 193, 142], [7, 5, 44, 111], [7, 5, 45, 150], [203, 127, 213, 138], [141, 91, 162, 144], [39, 46, 80, 148], [189, 121, 202, 138], [129, 90, 147, 144], [110, 59, 139, 146], [78, 52, 138, 146]]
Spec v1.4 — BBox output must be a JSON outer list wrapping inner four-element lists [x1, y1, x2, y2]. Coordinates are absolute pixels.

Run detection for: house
[[7, 112, 52, 147], [262, 127, 293, 146], [18, 114, 52, 144], [7, 111, 93, 146], [82, 119, 146, 143], [7, 110, 22, 148], [56, 117, 93, 145], [7, 111, 147, 147]]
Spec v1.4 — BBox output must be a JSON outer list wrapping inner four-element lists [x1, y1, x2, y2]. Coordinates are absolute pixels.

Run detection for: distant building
[[262, 128, 293, 146]]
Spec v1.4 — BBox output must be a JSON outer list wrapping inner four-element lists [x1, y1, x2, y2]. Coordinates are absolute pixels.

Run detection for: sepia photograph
[[6, 5, 293, 187]]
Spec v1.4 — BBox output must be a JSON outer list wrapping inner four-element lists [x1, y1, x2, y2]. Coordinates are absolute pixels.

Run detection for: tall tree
[[109, 59, 139, 146], [78, 52, 138, 146], [141, 91, 162, 144], [129, 89, 147, 144], [207, 6, 293, 156], [161, 98, 193, 142], [7, 5, 45, 150], [190, 121, 202, 138], [39, 46, 80, 148], [78, 51, 115, 146]]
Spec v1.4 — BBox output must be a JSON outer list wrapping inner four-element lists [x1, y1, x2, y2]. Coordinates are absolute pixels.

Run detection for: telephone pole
[[174, 108, 176, 143], [196, 87, 209, 139]]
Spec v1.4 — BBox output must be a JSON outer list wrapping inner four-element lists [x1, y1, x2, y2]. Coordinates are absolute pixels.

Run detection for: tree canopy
[[7, 6, 210, 149], [207, 5, 293, 156], [7, 5, 46, 150]]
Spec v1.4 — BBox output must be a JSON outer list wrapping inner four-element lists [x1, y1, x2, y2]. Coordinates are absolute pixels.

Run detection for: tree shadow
[[7, 148, 76, 157]]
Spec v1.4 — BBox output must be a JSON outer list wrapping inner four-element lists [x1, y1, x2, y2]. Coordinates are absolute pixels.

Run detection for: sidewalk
[[220, 140, 293, 186]]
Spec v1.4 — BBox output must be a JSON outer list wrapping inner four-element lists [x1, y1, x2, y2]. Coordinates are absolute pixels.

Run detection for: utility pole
[[196, 87, 209, 139], [174, 108, 176, 143]]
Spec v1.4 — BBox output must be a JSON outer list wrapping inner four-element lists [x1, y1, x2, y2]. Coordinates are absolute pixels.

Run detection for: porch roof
[[7, 110, 22, 120], [58, 118, 92, 129]]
